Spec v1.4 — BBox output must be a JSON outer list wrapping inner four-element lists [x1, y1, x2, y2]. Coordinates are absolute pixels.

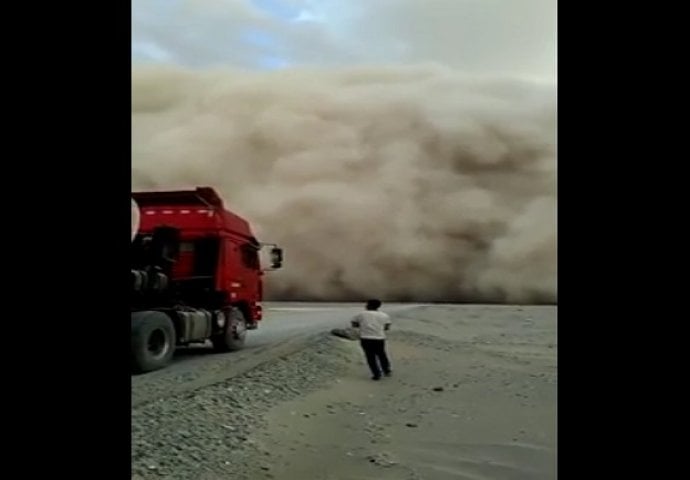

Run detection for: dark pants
[[360, 338, 391, 378]]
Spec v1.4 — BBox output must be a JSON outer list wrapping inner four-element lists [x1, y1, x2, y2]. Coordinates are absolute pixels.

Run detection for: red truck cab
[[130, 187, 282, 373]]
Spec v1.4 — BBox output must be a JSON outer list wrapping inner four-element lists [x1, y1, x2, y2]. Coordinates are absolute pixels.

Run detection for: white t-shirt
[[352, 310, 391, 340]]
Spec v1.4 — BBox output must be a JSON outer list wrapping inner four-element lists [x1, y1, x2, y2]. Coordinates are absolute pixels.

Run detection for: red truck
[[130, 187, 283, 373]]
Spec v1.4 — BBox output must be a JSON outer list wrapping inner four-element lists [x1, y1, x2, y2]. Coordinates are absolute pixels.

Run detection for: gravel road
[[131, 303, 421, 479], [131, 303, 556, 480]]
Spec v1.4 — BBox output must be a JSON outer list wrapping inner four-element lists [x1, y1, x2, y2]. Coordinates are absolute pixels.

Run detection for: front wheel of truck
[[211, 307, 247, 352]]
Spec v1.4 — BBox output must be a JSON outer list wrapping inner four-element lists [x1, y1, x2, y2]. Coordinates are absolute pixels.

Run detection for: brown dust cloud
[[132, 65, 556, 304]]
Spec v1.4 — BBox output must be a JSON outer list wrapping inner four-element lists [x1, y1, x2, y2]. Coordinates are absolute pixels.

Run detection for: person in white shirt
[[351, 299, 392, 380]]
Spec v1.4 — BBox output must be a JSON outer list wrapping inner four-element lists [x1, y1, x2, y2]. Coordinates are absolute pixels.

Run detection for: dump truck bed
[[133, 187, 258, 244]]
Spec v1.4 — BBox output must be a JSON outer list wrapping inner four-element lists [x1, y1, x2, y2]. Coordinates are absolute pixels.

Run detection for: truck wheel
[[212, 307, 247, 352], [131, 311, 176, 373]]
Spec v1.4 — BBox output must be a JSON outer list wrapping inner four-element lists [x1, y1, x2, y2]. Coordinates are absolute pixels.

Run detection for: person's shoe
[[372, 375, 381, 381], [384, 371, 392, 377]]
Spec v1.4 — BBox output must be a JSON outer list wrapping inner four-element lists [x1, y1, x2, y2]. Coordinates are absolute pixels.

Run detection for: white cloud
[[132, 0, 556, 81], [132, 41, 175, 62]]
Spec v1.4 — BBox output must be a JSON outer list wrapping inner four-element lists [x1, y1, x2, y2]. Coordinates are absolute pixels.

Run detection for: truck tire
[[211, 307, 247, 352], [131, 311, 176, 373]]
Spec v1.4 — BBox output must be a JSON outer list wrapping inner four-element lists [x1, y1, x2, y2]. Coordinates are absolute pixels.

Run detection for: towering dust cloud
[[132, 65, 556, 304]]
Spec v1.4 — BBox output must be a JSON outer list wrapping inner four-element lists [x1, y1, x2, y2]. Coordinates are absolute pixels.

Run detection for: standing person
[[351, 299, 392, 381]]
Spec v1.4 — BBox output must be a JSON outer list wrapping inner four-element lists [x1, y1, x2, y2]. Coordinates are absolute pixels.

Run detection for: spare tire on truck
[[131, 310, 176, 373]]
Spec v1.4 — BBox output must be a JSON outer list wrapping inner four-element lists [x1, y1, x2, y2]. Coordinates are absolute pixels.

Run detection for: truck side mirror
[[270, 247, 283, 269]]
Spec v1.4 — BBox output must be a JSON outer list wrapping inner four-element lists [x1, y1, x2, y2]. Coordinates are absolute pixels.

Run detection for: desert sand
[[245, 305, 556, 480]]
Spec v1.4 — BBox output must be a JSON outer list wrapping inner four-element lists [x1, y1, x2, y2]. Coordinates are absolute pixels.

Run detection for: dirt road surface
[[132, 303, 420, 408], [132, 303, 557, 480]]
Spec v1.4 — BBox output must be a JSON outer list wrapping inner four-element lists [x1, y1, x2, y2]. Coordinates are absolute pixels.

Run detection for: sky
[[132, 0, 556, 82]]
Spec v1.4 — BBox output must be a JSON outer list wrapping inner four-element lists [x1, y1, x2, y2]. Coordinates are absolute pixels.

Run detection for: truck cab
[[130, 187, 283, 373]]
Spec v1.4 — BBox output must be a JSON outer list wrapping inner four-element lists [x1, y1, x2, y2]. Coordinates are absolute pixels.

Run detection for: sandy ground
[[132, 304, 556, 480], [245, 305, 556, 480]]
